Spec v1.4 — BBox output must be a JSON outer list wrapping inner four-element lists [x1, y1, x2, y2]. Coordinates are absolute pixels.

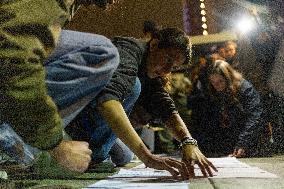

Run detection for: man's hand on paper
[[181, 145, 217, 178], [142, 153, 190, 180]]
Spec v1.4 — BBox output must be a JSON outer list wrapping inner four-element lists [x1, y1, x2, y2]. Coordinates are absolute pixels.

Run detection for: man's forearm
[[98, 100, 152, 161], [165, 113, 192, 142]]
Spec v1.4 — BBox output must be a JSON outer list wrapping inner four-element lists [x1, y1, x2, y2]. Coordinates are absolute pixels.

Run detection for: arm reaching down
[[232, 80, 263, 157], [98, 100, 190, 180], [165, 113, 217, 177]]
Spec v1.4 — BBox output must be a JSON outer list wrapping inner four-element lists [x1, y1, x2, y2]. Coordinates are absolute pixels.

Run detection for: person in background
[[223, 41, 239, 69], [210, 45, 226, 63], [0, 0, 119, 173], [67, 26, 217, 179], [202, 60, 264, 157], [218, 45, 226, 59], [211, 41, 239, 69]]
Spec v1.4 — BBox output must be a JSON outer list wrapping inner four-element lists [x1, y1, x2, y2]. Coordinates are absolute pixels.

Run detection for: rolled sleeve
[[96, 37, 142, 104]]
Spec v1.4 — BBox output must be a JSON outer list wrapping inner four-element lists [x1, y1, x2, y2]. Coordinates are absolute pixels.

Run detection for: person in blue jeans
[[46, 30, 134, 166], [65, 77, 140, 166], [0, 30, 120, 169], [66, 26, 218, 179], [1, 27, 217, 179], [0, 0, 120, 173]]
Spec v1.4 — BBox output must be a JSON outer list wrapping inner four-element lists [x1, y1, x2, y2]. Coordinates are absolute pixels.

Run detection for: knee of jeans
[[111, 149, 134, 167], [114, 152, 134, 166], [109, 139, 134, 166]]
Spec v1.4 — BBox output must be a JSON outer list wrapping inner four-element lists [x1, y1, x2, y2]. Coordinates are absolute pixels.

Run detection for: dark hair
[[150, 27, 192, 66], [143, 20, 158, 34], [207, 60, 243, 102]]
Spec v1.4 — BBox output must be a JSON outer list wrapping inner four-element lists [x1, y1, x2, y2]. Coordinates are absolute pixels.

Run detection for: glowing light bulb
[[236, 17, 255, 34], [203, 30, 208, 35], [201, 10, 206, 15]]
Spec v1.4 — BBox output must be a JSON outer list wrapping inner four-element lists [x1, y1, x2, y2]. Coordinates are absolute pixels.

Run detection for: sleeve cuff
[[96, 93, 120, 105]]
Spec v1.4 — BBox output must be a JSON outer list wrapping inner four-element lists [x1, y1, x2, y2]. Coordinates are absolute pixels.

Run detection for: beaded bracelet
[[180, 137, 198, 148]]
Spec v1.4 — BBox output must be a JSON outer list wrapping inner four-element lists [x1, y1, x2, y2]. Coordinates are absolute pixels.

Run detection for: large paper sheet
[[110, 157, 277, 179], [84, 179, 189, 189], [84, 157, 278, 188]]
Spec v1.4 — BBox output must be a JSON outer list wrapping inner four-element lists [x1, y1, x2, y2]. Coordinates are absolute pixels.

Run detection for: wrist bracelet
[[180, 137, 198, 148]]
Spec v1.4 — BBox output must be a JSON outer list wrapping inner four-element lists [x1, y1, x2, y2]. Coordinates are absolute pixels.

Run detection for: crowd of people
[[0, 0, 283, 181], [1, 0, 217, 180], [186, 22, 283, 157]]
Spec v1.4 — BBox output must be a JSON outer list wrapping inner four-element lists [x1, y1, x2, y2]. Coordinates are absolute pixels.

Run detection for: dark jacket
[[212, 79, 263, 150], [97, 37, 177, 122]]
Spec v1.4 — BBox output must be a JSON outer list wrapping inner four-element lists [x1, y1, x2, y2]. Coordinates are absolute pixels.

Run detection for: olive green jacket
[[0, 0, 80, 150]]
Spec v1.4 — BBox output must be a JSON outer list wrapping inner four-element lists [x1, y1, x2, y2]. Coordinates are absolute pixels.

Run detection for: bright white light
[[203, 30, 208, 35], [202, 16, 207, 22], [202, 23, 207, 29], [200, 0, 204, 2], [201, 10, 206, 15], [200, 3, 205, 9], [236, 17, 255, 34]]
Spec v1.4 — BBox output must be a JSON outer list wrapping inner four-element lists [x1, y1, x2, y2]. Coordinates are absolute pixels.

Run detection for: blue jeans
[[0, 30, 119, 165], [45, 30, 119, 126], [0, 123, 38, 164], [66, 77, 141, 165]]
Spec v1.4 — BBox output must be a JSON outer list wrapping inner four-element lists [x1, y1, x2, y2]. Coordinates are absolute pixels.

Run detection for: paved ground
[[190, 155, 284, 189], [0, 155, 283, 188]]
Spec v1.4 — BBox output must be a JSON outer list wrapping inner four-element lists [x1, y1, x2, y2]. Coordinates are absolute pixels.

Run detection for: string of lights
[[200, 0, 208, 35]]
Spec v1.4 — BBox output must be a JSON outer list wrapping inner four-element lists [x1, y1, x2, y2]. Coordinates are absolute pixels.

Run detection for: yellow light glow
[[201, 10, 206, 15], [202, 23, 207, 29], [200, 3, 205, 9], [202, 16, 207, 22], [203, 30, 208, 35]]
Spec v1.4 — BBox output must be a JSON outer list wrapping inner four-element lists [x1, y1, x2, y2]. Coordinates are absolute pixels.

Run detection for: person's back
[[0, 0, 118, 173]]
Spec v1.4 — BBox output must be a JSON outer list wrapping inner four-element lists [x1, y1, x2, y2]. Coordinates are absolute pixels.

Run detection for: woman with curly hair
[[200, 60, 264, 157]]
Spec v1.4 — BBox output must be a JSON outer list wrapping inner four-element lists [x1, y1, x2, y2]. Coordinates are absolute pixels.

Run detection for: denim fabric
[[109, 138, 134, 166], [71, 77, 141, 164], [0, 30, 119, 165], [0, 123, 39, 165], [46, 30, 119, 126]]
